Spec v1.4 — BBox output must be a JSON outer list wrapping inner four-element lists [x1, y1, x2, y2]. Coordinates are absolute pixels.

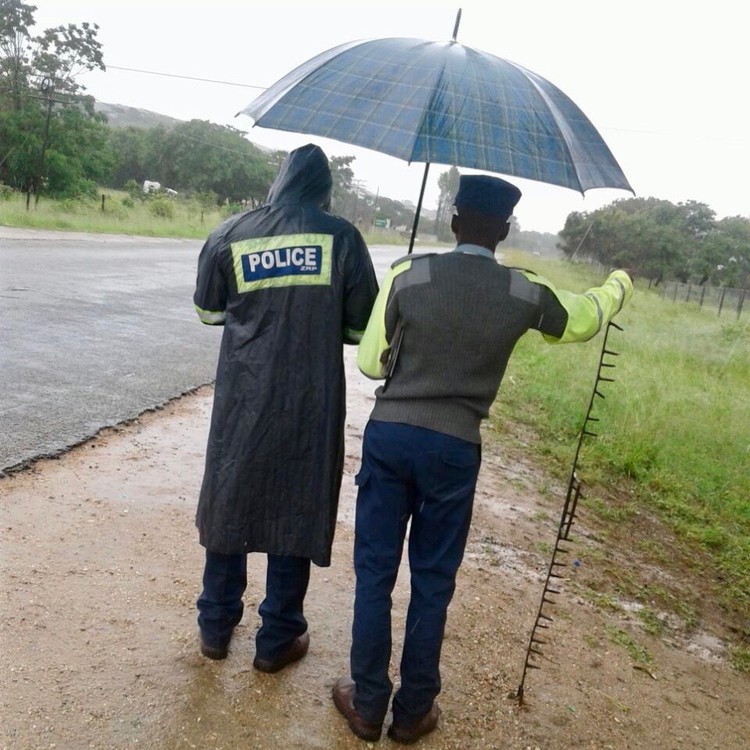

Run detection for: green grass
[[0, 189, 230, 239], [637, 606, 668, 636], [0, 189, 411, 246], [728, 644, 750, 673], [606, 625, 654, 664], [494, 251, 750, 627]]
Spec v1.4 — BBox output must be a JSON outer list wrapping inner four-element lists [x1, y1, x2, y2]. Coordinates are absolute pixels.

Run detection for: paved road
[[0, 227, 407, 471]]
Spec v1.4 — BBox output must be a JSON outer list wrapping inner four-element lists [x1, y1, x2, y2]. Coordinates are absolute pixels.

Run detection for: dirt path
[[1, 349, 748, 749]]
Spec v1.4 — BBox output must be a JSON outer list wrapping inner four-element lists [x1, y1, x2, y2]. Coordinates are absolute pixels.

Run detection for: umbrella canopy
[[239, 36, 633, 196]]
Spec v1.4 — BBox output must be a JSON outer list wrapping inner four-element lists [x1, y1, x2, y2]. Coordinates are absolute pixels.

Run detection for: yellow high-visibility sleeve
[[524, 269, 633, 344], [357, 259, 412, 379]]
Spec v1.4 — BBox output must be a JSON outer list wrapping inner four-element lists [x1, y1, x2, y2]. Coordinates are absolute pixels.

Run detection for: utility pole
[[351, 179, 366, 226], [372, 186, 380, 227], [29, 77, 56, 209]]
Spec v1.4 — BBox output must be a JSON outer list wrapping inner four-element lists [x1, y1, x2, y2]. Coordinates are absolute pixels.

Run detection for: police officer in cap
[[332, 173, 634, 743]]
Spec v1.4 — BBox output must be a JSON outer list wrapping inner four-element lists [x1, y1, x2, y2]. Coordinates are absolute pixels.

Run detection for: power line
[[175, 131, 270, 157], [106, 65, 265, 90]]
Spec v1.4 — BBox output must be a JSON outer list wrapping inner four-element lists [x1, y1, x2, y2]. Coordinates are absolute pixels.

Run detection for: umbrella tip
[[452, 8, 462, 41]]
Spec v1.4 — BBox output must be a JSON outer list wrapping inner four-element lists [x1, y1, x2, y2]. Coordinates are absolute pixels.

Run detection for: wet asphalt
[[0, 228, 221, 471], [0, 228, 404, 472]]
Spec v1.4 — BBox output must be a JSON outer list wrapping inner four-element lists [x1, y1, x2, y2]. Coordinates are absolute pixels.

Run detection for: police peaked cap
[[454, 174, 522, 219]]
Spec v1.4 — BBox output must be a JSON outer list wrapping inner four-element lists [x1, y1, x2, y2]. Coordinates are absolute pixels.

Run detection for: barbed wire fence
[[651, 280, 747, 320]]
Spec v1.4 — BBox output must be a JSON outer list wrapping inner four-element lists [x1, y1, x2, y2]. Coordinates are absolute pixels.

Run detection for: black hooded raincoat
[[193, 145, 378, 566]]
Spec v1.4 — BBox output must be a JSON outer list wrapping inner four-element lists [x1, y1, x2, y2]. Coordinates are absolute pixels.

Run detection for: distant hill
[[94, 101, 183, 129], [93, 101, 273, 152]]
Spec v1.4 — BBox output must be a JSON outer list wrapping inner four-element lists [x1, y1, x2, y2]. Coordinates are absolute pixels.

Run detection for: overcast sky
[[30, 0, 748, 234]]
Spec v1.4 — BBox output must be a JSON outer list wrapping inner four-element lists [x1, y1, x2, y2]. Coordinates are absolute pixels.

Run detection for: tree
[[33, 21, 103, 98], [105, 120, 278, 204], [329, 154, 355, 215], [162, 120, 276, 203], [372, 194, 415, 233], [558, 196, 750, 288], [44, 104, 113, 197], [0, 0, 35, 109], [710, 217, 750, 288], [0, 0, 107, 199], [435, 167, 460, 241], [107, 126, 150, 188]]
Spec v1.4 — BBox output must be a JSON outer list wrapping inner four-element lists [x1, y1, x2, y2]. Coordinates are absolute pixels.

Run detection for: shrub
[[222, 203, 245, 219], [148, 196, 175, 219], [124, 179, 143, 200], [103, 200, 129, 220]]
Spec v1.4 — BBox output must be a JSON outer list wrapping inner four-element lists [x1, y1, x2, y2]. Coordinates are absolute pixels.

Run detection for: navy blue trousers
[[351, 420, 481, 726], [197, 551, 310, 660]]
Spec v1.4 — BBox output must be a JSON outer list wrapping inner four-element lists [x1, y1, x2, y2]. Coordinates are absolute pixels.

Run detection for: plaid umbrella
[[239, 29, 632, 248]]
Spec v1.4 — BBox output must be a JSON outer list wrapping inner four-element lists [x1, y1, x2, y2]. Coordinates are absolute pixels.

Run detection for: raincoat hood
[[266, 143, 332, 209]]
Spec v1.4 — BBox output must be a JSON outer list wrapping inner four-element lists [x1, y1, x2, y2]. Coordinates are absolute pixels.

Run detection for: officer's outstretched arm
[[524, 269, 633, 344]]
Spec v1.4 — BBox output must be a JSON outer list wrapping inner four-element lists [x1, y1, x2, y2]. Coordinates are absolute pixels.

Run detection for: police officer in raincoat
[[193, 144, 378, 671]]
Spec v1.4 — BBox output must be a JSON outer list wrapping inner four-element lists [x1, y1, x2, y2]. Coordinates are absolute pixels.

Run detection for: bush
[[103, 200, 129, 220], [148, 196, 176, 219], [195, 190, 219, 209], [222, 202, 245, 219], [0, 183, 15, 201], [57, 197, 83, 214], [124, 179, 143, 200]]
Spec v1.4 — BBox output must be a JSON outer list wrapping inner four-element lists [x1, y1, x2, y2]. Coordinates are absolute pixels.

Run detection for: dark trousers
[[350, 420, 481, 726], [197, 550, 310, 660]]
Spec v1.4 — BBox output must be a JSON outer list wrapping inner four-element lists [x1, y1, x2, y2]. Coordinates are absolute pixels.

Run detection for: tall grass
[[494, 250, 750, 623], [0, 189, 411, 247], [0, 189, 229, 239]]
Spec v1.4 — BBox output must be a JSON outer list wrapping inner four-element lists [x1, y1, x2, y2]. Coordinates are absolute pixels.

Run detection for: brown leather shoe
[[332, 676, 382, 742], [253, 632, 310, 673], [387, 704, 441, 744]]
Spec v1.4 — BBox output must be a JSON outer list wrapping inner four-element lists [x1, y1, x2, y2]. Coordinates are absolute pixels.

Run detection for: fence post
[[737, 289, 746, 321], [718, 287, 726, 317], [700, 285, 706, 308], [686, 284, 692, 303], [101, 194, 106, 212], [672, 283, 678, 301]]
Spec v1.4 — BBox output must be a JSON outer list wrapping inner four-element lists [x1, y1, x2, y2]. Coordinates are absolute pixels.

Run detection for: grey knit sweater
[[363, 248, 631, 443]]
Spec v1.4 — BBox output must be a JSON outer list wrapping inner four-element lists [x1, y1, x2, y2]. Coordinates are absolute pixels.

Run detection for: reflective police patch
[[231, 233, 333, 292], [241, 244, 322, 281]]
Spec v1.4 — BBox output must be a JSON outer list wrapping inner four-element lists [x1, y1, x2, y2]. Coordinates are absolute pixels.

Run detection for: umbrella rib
[[408, 49, 452, 164], [240, 39, 369, 120], [505, 60, 586, 195]]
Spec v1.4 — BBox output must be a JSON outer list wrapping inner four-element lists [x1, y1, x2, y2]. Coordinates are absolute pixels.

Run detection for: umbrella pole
[[408, 162, 430, 254]]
